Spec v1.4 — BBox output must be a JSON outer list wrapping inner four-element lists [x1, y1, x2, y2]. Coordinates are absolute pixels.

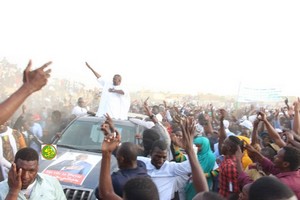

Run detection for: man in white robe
[[85, 62, 130, 120]]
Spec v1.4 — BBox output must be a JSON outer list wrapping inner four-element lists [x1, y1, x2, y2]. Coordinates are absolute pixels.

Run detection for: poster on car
[[42, 152, 101, 185]]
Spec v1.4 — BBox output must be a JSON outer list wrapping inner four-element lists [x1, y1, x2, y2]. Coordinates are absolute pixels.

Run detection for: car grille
[[63, 187, 94, 200]]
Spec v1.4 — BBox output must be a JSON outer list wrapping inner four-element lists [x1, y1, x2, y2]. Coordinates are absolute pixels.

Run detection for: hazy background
[[1, 0, 300, 97]]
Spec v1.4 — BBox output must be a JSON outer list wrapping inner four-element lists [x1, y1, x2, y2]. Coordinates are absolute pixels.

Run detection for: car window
[[58, 121, 94, 146], [115, 125, 136, 143], [57, 119, 139, 151]]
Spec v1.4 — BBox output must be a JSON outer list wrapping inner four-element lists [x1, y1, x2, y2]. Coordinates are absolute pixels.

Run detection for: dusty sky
[[1, 0, 300, 96]]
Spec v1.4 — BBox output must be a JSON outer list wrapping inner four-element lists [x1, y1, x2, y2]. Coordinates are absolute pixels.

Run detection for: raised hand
[[293, 98, 300, 113], [0, 60, 51, 125], [102, 129, 121, 153], [23, 60, 52, 93], [101, 113, 115, 136], [179, 115, 209, 193], [21, 105, 27, 115], [218, 108, 227, 121], [85, 61, 101, 78], [284, 97, 289, 109], [163, 100, 168, 109], [85, 62, 93, 70], [282, 131, 294, 145], [179, 116, 195, 153], [100, 113, 120, 153], [274, 108, 280, 120], [143, 97, 151, 115], [257, 111, 267, 122], [144, 96, 149, 104]]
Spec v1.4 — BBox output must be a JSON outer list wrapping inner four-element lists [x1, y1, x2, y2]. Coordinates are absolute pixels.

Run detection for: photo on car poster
[[42, 152, 101, 185]]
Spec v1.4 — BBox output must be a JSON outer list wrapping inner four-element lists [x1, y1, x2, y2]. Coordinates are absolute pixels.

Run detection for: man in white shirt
[[137, 140, 189, 200], [85, 62, 130, 120], [71, 97, 95, 117], [137, 138, 205, 200]]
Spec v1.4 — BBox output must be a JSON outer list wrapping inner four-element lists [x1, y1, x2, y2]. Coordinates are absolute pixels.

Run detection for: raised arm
[[98, 114, 122, 200], [0, 60, 51, 125], [210, 103, 219, 127], [250, 118, 262, 151], [258, 111, 286, 147], [244, 143, 279, 175], [218, 109, 227, 154], [293, 98, 300, 135], [272, 108, 281, 129], [203, 113, 214, 136], [284, 130, 300, 149], [180, 116, 209, 193], [163, 100, 173, 122], [143, 97, 158, 124], [85, 62, 101, 79]]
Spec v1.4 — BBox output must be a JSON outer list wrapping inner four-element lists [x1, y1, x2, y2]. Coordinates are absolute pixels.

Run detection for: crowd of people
[[0, 59, 300, 200], [123, 98, 300, 200]]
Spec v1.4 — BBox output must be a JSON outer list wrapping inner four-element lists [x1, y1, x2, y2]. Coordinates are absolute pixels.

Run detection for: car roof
[[75, 113, 148, 123], [68, 115, 144, 129], [127, 112, 149, 120]]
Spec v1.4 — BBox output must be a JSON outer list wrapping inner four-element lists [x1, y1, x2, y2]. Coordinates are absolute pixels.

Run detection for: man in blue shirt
[[95, 142, 149, 199]]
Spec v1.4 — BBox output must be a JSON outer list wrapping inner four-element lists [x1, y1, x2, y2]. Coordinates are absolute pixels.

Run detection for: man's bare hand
[[218, 109, 227, 121], [85, 62, 92, 69], [7, 163, 22, 192], [23, 60, 52, 93], [101, 113, 115, 135], [102, 130, 121, 153], [179, 116, 195, 153]]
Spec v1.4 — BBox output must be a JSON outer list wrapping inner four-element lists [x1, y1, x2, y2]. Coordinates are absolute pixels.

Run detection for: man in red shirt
[[217, 108, 243, 199], [218, 135, 242, 199]]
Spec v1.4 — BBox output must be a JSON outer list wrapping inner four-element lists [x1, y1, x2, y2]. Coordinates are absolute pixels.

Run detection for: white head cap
[[240, 120, 253, 130]]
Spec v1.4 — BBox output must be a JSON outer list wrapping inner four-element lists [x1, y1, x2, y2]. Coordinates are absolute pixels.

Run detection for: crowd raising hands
[[1, 59, 300, 200]]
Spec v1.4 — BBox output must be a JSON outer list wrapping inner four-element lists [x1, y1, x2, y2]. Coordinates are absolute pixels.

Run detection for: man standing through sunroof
[[85, 62, 130, 120]]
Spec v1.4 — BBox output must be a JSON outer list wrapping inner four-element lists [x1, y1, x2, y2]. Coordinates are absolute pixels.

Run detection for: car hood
[[39, 147, 118, 190]]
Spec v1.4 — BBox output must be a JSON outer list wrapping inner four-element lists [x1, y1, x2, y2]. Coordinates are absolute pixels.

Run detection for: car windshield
[[56, 119, 138, 152]]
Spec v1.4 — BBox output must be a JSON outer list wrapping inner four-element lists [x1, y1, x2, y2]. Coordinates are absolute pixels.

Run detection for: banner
[[237, 85, 282, 103]]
